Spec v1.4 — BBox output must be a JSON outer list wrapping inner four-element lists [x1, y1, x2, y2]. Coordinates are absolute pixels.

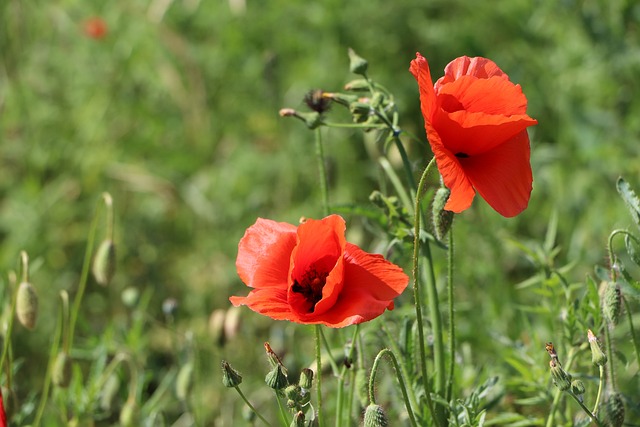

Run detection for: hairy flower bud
[[602, 281, 621, 325], [53, 351, 72, 388], [549, 359, 571, 391], [432, 187, 454, 241], [221, 360, 243, 388], [16, 281, 38, 330], [364, 404, 389, 427], [603, 393, 625, 427], [570, 379, 585, 396], [347, 48, 368, 75], [588, 329, 608, 366], [92, 239, 116, 286], [265, 364, 288, 390]]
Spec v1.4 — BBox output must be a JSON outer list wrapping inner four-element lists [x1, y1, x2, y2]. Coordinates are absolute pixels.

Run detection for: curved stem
[[381, 324, 420, 413], [368, 349, 418, 427], [592, 365, 605, 415], [234, 386, 273, 427], [446, 226, 455, 401], [335, 325, 360, 427], [68, 196, 104, 348], [411, 158, 442, 427], [314, 325, 324, 427], [314, 128, 329, 217]]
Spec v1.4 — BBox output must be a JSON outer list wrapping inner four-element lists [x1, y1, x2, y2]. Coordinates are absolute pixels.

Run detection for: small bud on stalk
[[16, 281, 38, 330], [432, 187, 453, 241], [602, 281, 621, 325], [92, 239, 116, 286], [119, 398, 139, 427], [53, 351, 73, 388], [265, 363, 288, 390], [549, 358, 571, 391], [588, 329, 608, 366], [364, 404, 389, 427], [348, 48, 369, 76]]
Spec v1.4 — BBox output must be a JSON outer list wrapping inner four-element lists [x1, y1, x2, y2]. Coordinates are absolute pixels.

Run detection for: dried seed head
[[92, 239, 116, 286], [16, 281, 38, 330], [304, 89, 331, 114], [265, 364, 288, 390], [549, 358, 571, 391], [52, 351, 73, 388], [221, 360, 242, 388], [364, 404, 388, 427], [588, 329, 608, 366]]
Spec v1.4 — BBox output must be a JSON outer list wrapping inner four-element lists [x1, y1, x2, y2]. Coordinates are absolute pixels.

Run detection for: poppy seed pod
[[221, 360, 242, 388], [364, 404, 389, 427], [53, 351, 73, 388], [92, 239, 116, 286], [16, 281, 38, 330]]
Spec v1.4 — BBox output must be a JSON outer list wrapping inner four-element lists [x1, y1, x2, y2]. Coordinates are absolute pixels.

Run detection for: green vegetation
[[0, 0, 639, 425]]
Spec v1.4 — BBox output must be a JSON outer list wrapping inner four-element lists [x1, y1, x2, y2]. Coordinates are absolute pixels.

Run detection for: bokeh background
[[1, 0, 639, 425]]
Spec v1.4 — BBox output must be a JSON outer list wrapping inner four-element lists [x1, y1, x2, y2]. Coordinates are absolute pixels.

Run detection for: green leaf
[[616, 177, 640, 227], [625, 234, 640, 266]]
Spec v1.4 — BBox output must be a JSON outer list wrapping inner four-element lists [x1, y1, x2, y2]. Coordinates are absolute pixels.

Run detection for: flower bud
[[290, 411, 305, 427], [549, 359, 571, 391], [92, 239, 116, 286], [285, 384, 301, 408], [298, 368, 314, 391], [570, 379, 585, 395], [347, 48, 368, 75], [432, 187, 453, 241], [364, 404, 388, 427], [602, 281, 621, 325], [588, 329, 608, 366], [603, 393, 625, 427], [304, 89, 331, 114], [221, 360, 243, 388], [119, 398, 139, 427], [53, 351, 72, 388], [176, 361, 193, 400], [344, 79, 370, 92], [100, 374, 121, 411], [265, 364, 288, 390], [16, 281, 38, 330]]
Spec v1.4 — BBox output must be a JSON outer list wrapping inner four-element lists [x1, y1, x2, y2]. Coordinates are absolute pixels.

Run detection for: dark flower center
[[455, 152, 469, 158], [292, 268, 329, 313]]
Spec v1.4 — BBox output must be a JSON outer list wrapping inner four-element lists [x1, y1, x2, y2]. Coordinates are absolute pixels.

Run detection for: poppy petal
[[235, 218, 297, 289], [230, 288, 296, 321], [313, 244, 409, 327], [291, 215, 345, 278], [409, 53, 437, 121], [462, 130, 533, 217], [0, 387, 6, 427], [435, 56, 507, 91]]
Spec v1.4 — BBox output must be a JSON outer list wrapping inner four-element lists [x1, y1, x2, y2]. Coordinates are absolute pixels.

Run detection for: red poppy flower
[[0, 387, 6, 427], [83, 17, 108, 39], [410, 53, 538, 217], [230, 215, 409, 328]]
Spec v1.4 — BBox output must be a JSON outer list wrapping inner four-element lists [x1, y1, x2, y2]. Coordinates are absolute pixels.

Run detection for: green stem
[[32, 292, 65, 427], [103, 192, 114, 240], [368, 348, 418, 427], [603, 324, 615, 391], [568, 392, 603, 426], [68, 196, 106, 348], [0, 275, 17, 374], [623, 297, 640, 369], [392, 135, 417, 193], [319, 327, 340, 375], [234, 386, 273, 427], [336, 325, 360, 427], [545, 346, 579, 427], [411, 158, 442, 427], [275, 393, 290, 427], [381, 324, 420, 414], [315, 325, 324, 427], [592, 365, 605, 415], [446, 226, 455, 401], [314, 128, 329, 217]]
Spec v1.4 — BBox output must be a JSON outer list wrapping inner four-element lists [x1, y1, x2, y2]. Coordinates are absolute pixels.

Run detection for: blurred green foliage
[[1, 0, 640, 425]]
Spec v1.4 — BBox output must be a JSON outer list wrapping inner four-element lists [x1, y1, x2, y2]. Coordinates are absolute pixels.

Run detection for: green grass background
[[1, 0, 639, 425]]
